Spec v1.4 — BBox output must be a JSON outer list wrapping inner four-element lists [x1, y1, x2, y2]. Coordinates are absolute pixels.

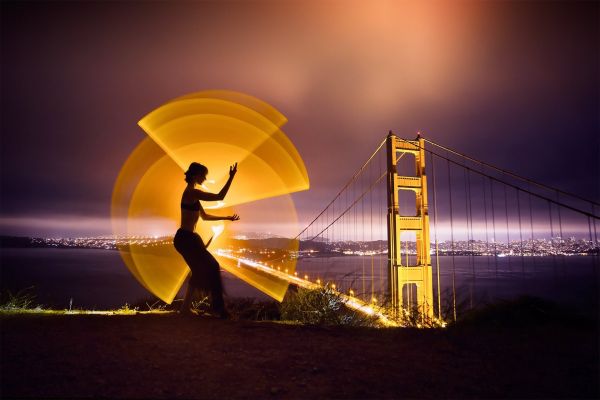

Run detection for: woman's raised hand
[[229, 214, 240, 221], [229, 162, 238, 178]]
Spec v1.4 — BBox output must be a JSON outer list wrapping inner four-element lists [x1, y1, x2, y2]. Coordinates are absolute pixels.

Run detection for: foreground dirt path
[[1, 313, 597, 399]]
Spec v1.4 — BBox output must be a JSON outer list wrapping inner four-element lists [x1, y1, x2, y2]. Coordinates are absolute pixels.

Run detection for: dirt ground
[[1, 312, 598, 399]]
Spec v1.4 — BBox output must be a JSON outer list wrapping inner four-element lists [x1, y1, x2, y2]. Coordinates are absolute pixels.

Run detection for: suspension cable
[[593, 204, 598, 244], [504, 185, 512, 270], [295, 138, 386, 239], [379, 150, 384, 296], [556, 191, 566, 271], [309, 168, 385, 240], [447, 158, 457, 322], [588, 216, 596, 269], [362, 167, 365, 297], [516, 187, 525, 272], [395, 138, 600, 219], [465, 167, 474, 309], [482, 169, 491, 271], [548, 200, 557, 272], [527, 184, 537, 272], [424, 138, 600, 206], [491, 177, 499, 277], [306, 153, 406, 242], [431, 152, 442, 320], [369, 158, 375, 302]]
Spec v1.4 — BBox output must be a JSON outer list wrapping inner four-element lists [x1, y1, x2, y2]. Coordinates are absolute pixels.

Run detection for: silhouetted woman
[[173, 162, 239, 318]]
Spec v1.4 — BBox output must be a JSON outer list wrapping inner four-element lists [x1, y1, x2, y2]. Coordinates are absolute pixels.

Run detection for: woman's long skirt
[[173, 228, 225, 312]]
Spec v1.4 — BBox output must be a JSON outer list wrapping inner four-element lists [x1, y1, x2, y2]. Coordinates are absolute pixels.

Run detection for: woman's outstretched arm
[[193, 163, 238, 201], [198, 202, 240, 221], [199, 211, 240, 221]]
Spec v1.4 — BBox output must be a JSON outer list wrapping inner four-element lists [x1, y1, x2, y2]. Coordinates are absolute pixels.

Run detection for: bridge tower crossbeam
[[386, 132, 433, 319]]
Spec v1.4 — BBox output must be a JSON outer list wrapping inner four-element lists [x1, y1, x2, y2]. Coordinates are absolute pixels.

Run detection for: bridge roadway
[[215, 250, 400, 327]]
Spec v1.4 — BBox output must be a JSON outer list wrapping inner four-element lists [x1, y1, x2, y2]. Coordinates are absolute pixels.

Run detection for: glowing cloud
[[112, 90, 309, 303]]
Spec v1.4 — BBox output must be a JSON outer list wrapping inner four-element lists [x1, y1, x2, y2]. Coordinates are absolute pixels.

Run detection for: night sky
[[1, 1, 598, 237]]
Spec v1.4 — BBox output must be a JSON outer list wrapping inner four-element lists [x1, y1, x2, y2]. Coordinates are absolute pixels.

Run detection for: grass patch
[[4, 287, 589, 331], [130, 295, 281, 321], [280, 286, 379, 327], [0, 287, 41, 311]]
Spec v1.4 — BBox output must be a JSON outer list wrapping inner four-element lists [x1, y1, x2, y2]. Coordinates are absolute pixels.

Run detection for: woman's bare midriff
[[180, 209, 199, 232]]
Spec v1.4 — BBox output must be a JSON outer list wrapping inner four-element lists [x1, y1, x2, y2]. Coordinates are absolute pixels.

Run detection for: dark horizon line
[[0, 234, 595, 244]]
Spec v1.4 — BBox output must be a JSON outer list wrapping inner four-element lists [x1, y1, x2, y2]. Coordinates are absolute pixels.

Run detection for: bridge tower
[[386, 132, 434, 319]]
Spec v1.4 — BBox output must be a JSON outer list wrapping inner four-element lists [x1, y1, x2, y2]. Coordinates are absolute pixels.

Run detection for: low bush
[[280, 286, 378, 327]]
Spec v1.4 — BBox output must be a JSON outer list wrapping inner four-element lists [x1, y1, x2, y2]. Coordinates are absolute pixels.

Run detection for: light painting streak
[[216, 250, 400, 327], [112, 90, 309, 304]]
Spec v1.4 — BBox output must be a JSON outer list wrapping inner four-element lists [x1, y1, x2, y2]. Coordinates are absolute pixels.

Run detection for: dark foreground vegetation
[[1, 296, 597, 399]]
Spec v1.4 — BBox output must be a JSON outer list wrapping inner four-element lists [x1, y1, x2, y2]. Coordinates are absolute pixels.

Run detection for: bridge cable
[[504, 186, 512, 271], [306, 155, 404, 241], [294, 138, 386, 240], [353, 166, 359, 297], [465, 167, 475, 309], [395, 138, 600, 219], [588, 217, 593, 255], [360, 172, 364, 297], [482, 168, 491, 273], [463, 167, 472, 308], [353, 162, 357, 294], [491, 177, 499, 290], [370, 157, 374, 302], [447, 157, 457, 322], [468, 170, 477, 307], [379, 150, 384, 298], [516, 187, 525, 274], [527, 184, 537, 273], [556, 191, 567, 272], [588, 216, 597, 272], [548, 200, 557, 274], [431, 152, 442, 320], [332, 188, 335, 253], [593, 204, 598, 244], [593, 204, 599, 274], [424, 139, 600, 207]]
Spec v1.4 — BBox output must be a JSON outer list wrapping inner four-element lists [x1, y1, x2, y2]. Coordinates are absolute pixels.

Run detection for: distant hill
[[0, 236, 36, 248], [229, 237, 297, 250], [0, 235, 390, 252]]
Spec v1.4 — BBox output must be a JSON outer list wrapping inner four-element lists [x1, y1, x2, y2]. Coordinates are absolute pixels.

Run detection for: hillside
[[1, 310, 597, 399]]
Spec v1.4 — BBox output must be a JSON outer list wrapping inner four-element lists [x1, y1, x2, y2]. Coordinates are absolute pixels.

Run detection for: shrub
[[280, 286, 378, 327], [0, 287, 39, 310]]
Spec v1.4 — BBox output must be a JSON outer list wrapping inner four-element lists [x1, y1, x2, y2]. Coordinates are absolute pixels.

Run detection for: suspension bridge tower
[[386, 132, 434, 319]]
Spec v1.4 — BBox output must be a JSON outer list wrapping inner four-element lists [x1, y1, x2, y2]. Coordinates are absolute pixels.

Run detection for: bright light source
[[211, 224, 225, 240]]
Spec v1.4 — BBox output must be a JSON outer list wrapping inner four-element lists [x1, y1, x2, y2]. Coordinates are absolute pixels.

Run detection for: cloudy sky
[[0, 1, 597, 237]]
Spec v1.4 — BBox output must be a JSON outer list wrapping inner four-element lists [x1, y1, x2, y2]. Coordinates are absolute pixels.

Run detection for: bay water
[[1, 248, 597, 315]]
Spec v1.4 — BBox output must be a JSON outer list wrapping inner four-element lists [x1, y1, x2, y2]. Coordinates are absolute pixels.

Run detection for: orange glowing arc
[[111, 90, 309, 304]]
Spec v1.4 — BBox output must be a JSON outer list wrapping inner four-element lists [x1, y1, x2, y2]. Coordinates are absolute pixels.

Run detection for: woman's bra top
[[181, 200, 200, 211]]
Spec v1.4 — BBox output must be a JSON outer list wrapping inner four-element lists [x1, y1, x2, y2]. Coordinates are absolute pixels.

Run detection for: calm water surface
[[0, 248, 269, 309], [1, 248, 597, 314], [296, 254, 598, 314]]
